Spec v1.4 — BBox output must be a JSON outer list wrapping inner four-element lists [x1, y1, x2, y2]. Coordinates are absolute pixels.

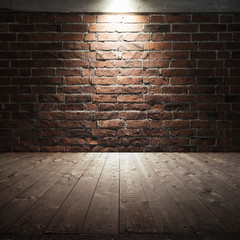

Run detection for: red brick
[[117, 77, 143, 85], [92, 77, 116, 85], [200, 24, 226, 32], [63, 42, 89, 50], [192, 15, 218, 22], [147, 112, 172, 120], [189, 69, 215, 76], [95, 69, 120, 77], [144, 129, 169, 137], [89, 24, 115, 32], [96, 86, 121, 94], [198, 60, 223, 68], [121, 69, 146, 76], [170, 60, 196, 68], [9, 24, 34, 32], [10, 43, 36, 50], [66, 112, 92, 120], [93, 95, 117, 102], [122, 52, 148, 59], [29, 15, 55, 23], [60, 138, 85, 145], [144, 77, 168, 85], [98, 15, 149, 23], [164, 15, 191, 23], [98, 33, 123, 41], [173, 43, 198, 50], [118, 129, 143, 137], [58, 33, 83, 41], [36, 24, 61, 32], [199, 42, 225, 50], [98, 120, 124, 128], [94, 112, 118, 120], [161, 69, 188, 77], [92, 129, 117, 136], [190, 51, 216, 59], [163, 51, 189, 59], [143, 60, 168, 68], [97, 51, 121, 60], [165, 120, 190, 128], [172, 24, 198, 32], [84, 33, 97, 41], [151, 121, 164, 128], [151, 15, 164, 23], [65, 95, 91, 102], [145, 95, 171, 102], [118, 43, 143, 51], [120, 112, 146, 120], [56, 69, 80, 77], [123, 33, 150, 41], [173, 112, 198, 120], [91, 42, 116, 51], [118, 95, 143, 102], [123, 137, 149, 146], [125, 104, 150, 111], [67, 129, 91, 137], [83, 15, 96, 23], [63, 60, 88, 68], [151, 33, 164, 41], [122, 86, 147, 94], [39, 112, 64, 120], [116, 60, 142, 68], [226, 43, 240, 50], [165, 33, 190, 41], [62, 24, 87, 32], [145, 43, 171, 51], [115, 24, 143, 32], [127, 120, 149, 128], [192, 33, 217, 41], [65, 77, 90, 85], [151, 137, 164, 145], [56, 15, 82, 23], [98, 103, 123, 111]]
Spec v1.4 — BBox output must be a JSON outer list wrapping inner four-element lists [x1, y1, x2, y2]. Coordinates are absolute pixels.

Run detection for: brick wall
[[0, 12, 239, 152]]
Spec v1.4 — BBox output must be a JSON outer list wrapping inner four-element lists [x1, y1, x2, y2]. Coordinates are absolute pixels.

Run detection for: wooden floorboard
[[0, 152, 239, 240]]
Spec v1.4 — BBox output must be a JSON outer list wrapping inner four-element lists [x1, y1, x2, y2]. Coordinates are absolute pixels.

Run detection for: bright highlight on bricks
[[106, 0, 133, 12]]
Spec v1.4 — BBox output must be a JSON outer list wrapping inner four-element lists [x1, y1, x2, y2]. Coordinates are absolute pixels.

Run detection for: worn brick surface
[[0, 12, 239, 152]]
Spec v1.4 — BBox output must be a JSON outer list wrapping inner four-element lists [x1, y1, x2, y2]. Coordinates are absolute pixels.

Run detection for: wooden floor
[[0, 153, 239, 240]]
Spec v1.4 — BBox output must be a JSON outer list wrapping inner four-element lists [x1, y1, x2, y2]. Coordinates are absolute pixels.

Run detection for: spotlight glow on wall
[[106, 0, 134, 12]]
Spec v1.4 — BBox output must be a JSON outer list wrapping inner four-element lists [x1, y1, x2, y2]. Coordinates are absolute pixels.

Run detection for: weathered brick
[[98, 120, 124, 128]]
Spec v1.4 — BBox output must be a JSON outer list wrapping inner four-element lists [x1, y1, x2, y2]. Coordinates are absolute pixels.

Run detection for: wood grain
[[0, 152, 239, 240]]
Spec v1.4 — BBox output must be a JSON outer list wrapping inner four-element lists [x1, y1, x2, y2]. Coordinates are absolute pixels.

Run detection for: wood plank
[[197, 231, 240, 240], [199, 153, 240, 170], [0, 153, 63, 192], [164, 153, 240, 210], [41, 233, 198, 240], [0, 153, 29, 167], [0, 153, 71, 208], [220, 153, 240, 164], [82, 153, 119, 234], [0, 153, 60, 181], [180, 153, 240, 193], [0, 153, 84, 233], [10, 153, 104, 235], [119, 153, 157, 234], [147, 153, 230, 232], [160, 153, 240, 232], [133, 153, 193, 235], [45, 153, 106, 234], [190, 153, 240, 179]]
